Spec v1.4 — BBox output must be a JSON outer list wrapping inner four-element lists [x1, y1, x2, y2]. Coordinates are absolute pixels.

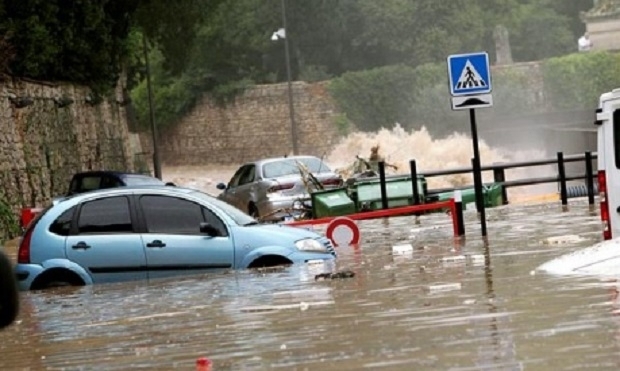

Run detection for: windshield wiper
[[243, 221, 260, 226]]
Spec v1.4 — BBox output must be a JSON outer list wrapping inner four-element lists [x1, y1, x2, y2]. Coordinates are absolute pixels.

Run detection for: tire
[[0, 251, 19, 329], [31, 269, 84, 291]]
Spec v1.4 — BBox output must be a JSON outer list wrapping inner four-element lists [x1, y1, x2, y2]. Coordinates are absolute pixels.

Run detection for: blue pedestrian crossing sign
[[447, 52, 492, 97]]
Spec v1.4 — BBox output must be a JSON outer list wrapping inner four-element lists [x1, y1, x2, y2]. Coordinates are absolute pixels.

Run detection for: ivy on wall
[[543, 51, 620, 111]]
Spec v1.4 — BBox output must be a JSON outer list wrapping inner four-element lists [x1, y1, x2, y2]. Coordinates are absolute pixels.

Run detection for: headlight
[[295, 238, 327, 253]]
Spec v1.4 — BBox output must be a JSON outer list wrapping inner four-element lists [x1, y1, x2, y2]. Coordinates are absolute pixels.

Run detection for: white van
[[595, 88, 620, 240]]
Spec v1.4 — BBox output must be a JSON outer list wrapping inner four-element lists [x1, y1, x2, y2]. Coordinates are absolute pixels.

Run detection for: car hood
[[235, 223, 321, 245]]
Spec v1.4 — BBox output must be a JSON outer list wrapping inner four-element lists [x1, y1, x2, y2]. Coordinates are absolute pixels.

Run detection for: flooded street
[[2, 198, 619, 370]]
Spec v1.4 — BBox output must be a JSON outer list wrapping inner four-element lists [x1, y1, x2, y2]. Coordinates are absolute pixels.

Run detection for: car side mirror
[[216, 182, 227, 190], [199, 222, 220, 237]]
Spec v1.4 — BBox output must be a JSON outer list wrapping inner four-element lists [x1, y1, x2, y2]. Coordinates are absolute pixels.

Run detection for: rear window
[[49, 206, 76, 236], [262, 158, 331, 178], [70, 176, 102, 194], [122, 175, 165, 186]]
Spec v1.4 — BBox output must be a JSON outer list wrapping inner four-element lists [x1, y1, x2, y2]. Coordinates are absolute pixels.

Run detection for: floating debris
[[314, 270, 356, 281], [392, 243, 414, 255], [441, 255, 466, 264], [427, 282, 462, 293], [541, 235, 585, 245], [467, 254, 486, 265]]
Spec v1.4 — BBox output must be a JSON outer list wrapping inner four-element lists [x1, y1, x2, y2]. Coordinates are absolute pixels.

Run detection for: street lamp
[[271, 0, 299, 155]]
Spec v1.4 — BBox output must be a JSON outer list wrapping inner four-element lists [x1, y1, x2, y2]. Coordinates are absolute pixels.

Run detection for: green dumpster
[[311, 188, 357, 218], [352, 176, 426, 211], [484, 183, 504, 207], [433, 183, 504, 210]]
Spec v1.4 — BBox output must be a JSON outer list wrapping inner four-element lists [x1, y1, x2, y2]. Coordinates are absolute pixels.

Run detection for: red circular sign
[[325, 217, 360, 247]]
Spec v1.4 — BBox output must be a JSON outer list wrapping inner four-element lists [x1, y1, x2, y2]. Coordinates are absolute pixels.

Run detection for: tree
[[508, 4, 575, 61], [1, 0, 138, 90]]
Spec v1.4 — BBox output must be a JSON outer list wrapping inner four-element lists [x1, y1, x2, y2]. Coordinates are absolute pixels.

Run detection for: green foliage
[[299, 65, 333, 83], [543, 51, 620, 110], [328, 60, 543, 135], [0, 196, 19, 244], [1, 0, 138, 93], [332, 113, 352, 136], [129, 0, 270, 129], [507, 4, 575, 62], [328, 65, 418, 132], [132, 0, 223, 75]]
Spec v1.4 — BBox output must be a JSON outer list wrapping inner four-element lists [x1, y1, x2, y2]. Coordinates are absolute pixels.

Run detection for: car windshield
[[123, 175, 165, 186], [190, 191, 256, 226], [262, 157, 330, 178]]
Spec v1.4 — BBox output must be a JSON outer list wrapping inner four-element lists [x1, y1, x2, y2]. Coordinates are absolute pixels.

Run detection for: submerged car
[[15, 186, 336, 291], [20, 171, 173, 231], [66, 170, 170, 195], [216, 155, 343, 221]]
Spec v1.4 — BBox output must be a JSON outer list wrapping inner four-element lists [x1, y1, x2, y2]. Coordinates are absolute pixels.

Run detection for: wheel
[[30, 269, 84, 291], [0, 251, 19, 329]]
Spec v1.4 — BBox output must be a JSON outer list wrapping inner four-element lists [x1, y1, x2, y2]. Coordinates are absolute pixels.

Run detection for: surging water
[[163, 125, 556, 198], [326, 124, 551, 190], [0, 199, 612, 370]]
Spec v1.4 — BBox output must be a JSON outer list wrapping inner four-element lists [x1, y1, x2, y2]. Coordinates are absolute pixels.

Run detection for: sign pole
[[447, 51, 492, 238], [469, 108, 487, 237]]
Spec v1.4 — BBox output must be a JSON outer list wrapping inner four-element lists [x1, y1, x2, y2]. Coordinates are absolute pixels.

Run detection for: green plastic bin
[[434, 183, 504, 210], [483, 183, 504, 207], [352, 176, 426, 211], [311, 188, 357, 218]]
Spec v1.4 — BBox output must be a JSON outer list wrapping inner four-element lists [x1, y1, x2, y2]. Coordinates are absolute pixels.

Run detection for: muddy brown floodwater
[[2, 198, 620, 370]]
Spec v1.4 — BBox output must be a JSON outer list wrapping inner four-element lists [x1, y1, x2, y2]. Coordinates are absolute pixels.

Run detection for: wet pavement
[[2, 198, 619, 370]]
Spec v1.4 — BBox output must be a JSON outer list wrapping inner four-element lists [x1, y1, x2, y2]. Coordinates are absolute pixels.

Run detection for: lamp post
[[272, 0, 299, 155], [142, 33, 162, 180]]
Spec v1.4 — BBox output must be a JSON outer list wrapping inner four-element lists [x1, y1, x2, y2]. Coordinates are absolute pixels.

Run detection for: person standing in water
[[368, 145, 398, 172]]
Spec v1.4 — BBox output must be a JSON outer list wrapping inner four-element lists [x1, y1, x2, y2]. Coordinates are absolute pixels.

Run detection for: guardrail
[[369, 151, 598, 210], [418, 151, 598, 207]]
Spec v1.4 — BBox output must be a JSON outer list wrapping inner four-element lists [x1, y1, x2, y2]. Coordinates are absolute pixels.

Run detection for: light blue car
[[14, 186, 336, 291]]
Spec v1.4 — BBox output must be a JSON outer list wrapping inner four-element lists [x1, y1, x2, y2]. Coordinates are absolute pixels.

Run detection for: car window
[[101, 175, 122, 189], [49, 206, 76, 236], [238, 165, 256, 186], [123, 175, 165, 186], [202, 207, 228, 237], [191, 191, 255, 226], [262, 158, 331, 178], [228, 166, 248, 188], [140, 195, 205, 234], [77, 196, 133, 234], [298, 157, 331, 173], [70, 176, 102, 194]]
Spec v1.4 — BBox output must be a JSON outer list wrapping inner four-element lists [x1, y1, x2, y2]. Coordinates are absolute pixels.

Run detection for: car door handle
[[146, 240, 166, 248], [72, 241, 91, 250]]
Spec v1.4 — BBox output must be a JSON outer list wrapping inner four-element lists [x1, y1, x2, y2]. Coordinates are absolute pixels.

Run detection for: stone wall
[[0, 78, 138, 240], [587, 18, 620, 51], [141, 81, 343, 166], [491, 61, 546, 108]]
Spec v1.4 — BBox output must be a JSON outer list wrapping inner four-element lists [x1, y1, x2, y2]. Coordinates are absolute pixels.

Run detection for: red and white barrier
[[286, 198, 464, 246]]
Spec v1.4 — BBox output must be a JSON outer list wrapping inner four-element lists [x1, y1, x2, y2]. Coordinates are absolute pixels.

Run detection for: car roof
[[73, 170, 155, 178], [250, 155, 322, 166], [56, 185, 201, 204]]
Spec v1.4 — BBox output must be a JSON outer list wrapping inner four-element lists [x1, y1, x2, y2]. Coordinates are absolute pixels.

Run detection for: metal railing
[[370, 151, 598, 209], [418, 151, 598, 207]]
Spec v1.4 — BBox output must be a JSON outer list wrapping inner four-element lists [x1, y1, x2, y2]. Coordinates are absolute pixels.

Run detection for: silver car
[[216, 156, 343, 221]]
